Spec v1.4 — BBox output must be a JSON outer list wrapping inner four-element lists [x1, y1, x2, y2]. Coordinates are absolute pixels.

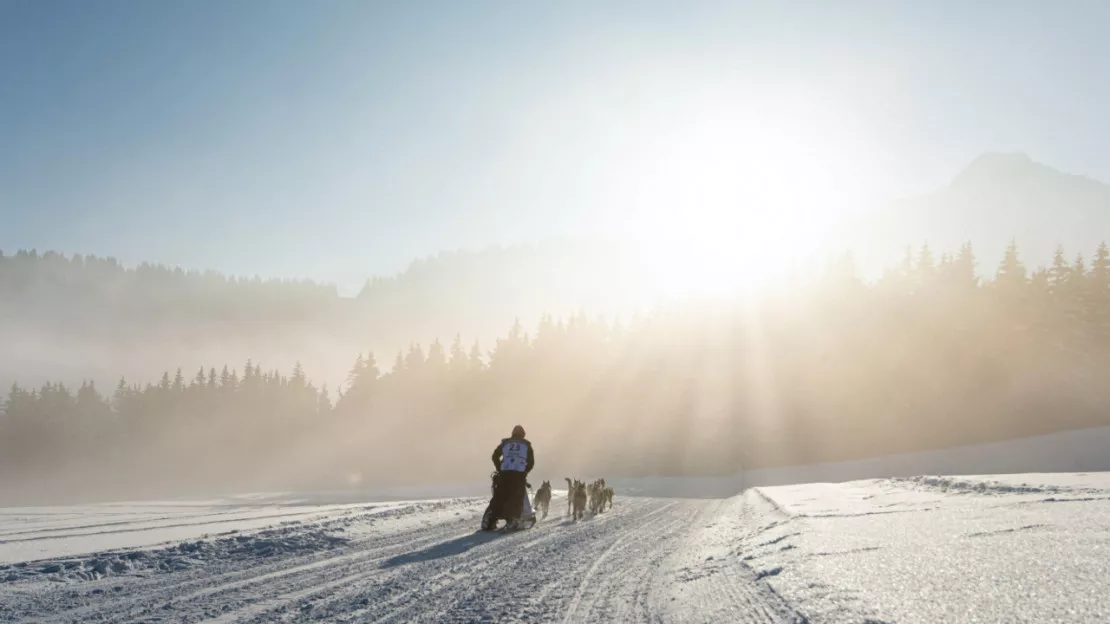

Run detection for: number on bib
[[500, 441, 527, 472]]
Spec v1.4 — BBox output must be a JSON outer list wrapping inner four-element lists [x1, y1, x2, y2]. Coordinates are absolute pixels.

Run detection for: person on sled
[[484, 425, 535, 531]]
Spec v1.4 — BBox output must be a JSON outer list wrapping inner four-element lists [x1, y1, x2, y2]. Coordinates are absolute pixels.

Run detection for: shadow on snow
[[381, 531, 505, 568]]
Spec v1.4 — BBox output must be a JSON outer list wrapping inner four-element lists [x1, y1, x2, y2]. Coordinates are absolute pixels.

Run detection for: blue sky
[[2, 0, 1109, 293]]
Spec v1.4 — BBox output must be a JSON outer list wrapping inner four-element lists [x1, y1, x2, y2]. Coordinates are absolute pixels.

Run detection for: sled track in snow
[[0, 500, 479, 623], [0, 496, 805, 623]]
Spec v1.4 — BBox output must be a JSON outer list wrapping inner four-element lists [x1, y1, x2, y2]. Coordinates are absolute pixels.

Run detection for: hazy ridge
[[6, 153, 1110, 392]]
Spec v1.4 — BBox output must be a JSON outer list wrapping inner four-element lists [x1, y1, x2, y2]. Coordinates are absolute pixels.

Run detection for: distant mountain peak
[[972, 150, 1034, 165], [948, 151, 1110, 195], [950, 151, 1048, 190]]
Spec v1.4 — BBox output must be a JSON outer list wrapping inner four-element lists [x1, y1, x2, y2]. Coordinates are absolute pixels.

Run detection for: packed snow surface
[[739, 473, 1110, 623], [0, 473, 1108, 622]]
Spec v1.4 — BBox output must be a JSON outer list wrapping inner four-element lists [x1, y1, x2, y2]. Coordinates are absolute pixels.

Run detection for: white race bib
[[500, 441, 528, 472]]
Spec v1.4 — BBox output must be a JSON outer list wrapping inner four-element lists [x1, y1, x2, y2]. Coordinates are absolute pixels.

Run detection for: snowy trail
[[7, 473, 1107, 623], [0, 495, 802, 623]]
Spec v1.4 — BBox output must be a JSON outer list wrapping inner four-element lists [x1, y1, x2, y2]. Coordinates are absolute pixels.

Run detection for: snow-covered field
[[0, 498, 418, 565], [1, 473, 1108, 622], [734, 473, 1110, 623], [0, 492, 799, 623], [3, 427, 1110, 622]]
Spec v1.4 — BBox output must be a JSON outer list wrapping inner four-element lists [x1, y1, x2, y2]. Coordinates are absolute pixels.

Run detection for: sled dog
[[533, 480, 552, 520]]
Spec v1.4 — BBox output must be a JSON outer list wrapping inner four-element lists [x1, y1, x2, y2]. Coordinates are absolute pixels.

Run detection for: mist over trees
[[4, 151, 1109, 397], [0, 241, 655, 394], [5, 240, 1110, 505], [0, 249, 351, 394], [854, 152, 1110, 274]]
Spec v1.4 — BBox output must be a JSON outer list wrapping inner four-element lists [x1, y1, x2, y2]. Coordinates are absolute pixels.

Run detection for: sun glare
[[608, 101, 878, 298]]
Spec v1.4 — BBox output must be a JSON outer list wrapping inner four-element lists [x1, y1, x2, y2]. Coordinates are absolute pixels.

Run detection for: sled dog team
[[483, 425, 615, 531], [563, 478, 613, 520], [529, 478, 613, 522]]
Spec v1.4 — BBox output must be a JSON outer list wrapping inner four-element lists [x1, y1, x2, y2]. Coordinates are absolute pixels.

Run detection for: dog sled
[[480, 471, 538, 532]]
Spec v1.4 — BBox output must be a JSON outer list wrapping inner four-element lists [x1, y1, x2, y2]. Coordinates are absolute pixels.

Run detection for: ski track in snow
[[0, 495, 802, 623]]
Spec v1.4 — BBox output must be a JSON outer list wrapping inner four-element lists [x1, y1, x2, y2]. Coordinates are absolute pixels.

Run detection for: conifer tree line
[[4, 239, 1110, 504], [0, 249, 339, 327], [0, 249, 335, 297]]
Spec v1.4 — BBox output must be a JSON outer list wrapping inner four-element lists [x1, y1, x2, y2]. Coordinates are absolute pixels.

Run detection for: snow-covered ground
[[0, 493, 804, 623], [1, 474, 1108, 622], [0, 498, 424, 564], [3, 427, 1110, 622], [735, 473, 1110, 623]]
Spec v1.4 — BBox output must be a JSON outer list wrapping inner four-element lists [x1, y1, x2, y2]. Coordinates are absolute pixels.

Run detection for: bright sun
[[602, 101, 879, 298]]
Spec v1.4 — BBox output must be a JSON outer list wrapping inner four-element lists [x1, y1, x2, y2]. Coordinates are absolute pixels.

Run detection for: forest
[[0, 242, 654, 393], [3, 240, 1110, 504], [0, 249, 339, 318]]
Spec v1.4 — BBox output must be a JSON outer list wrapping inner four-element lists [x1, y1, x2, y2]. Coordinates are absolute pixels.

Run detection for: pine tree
[[3, 382, 25, 418], [448, 334, 469, 374], [468, 341, 486, 373], [995, 239, 1027, 290], [1030, 268, 1050, 296], [1049, 245, 1071, 292], [112, 377, 128, 413], [1073, 253, 1088, 297], [317, 385, 333, 415], [345, 353, 366, 391], [508, 317, 528, 347], [362, 352, 380, 382], [426, 339, 447, 371], [490, 318, 529, 368], [953, 241, 979, 289], [405, 343, 426, 371], [898, 246, 915, 288], [76, 380, 106, 420], [534, 314, 556, 347], [915, 243, 935, 287], [1089, 242, 1110, 299]]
